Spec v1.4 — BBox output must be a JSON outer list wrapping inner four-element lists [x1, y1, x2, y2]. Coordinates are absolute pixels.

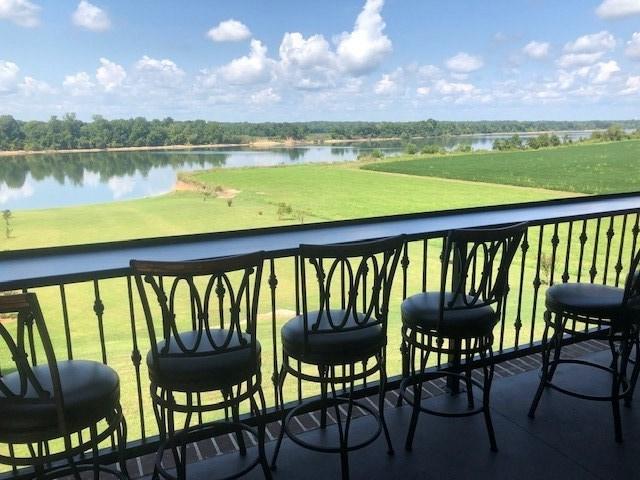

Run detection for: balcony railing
[[1, 191, 640, 478]]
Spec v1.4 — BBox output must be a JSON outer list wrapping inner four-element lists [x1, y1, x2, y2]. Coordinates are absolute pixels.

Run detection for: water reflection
[[0, 131, 591, 210]]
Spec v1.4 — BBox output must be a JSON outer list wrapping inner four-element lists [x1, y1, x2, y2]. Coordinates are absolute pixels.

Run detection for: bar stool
[[270, 236, 405, 480], [131, 252, 271, 480], [528, 249, 640, 442], [0, 292, 128, 479], [399, 223, 526, 452]]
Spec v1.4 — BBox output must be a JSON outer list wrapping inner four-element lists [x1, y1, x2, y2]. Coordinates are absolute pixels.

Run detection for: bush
[[454, 144, 472, 153], [277, 202, 293, 219], [404, 143, 417, 155], [420, 145, 441, 154]]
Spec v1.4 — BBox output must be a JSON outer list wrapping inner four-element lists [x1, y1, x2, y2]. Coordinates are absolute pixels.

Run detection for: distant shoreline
[[0, 129, 601, 158]]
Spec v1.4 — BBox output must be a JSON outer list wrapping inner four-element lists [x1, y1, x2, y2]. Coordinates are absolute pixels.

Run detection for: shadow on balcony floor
[[136, 342, 639, 480]]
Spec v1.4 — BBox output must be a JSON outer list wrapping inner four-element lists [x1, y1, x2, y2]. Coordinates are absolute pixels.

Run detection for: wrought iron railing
[[1, 191, 640, 477]]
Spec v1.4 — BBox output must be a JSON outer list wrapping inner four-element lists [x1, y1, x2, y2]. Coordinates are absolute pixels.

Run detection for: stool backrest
[[623, 249, 640, 311], [439, 222, 527, 327], [131, 251, 264, 366], [297, 235, 405, 343], [0, 293, 65, 428]]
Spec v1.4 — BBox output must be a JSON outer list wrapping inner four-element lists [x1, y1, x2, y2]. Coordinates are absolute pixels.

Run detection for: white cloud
[[135, 56, 185, 84], [445, 52, 484, 73], [626, 32, 640, 59], [416, 64, 442, 81], [434, 79, 476, 95], [335, 0, 392, 75], [0, 61, 19, 92], [374, 73, 396, 95], [556, 52, 605, 68], [207, 19, 251, 42], [96, 58, 126, 91], [250, 87, 281, 105], [596, 0, 640, 18], [0, 182, 34, 204], [63, 71, 94, 96], [416, 86, 430, 96], [523, 41, 550, 59], [218, 39, 273, 85], [564, 31, 616, 53], [278, 32, 336, 90], [592, 60, 620, 83], [20, 76, 54, 95], [620, 75, 640, 95], [72, 0, 110, 32], [108, 176, 135, 199], [0, 0, 40, 27]]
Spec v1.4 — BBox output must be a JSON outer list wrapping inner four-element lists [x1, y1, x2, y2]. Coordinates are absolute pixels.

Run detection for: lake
[[0, 131, 591, 210]]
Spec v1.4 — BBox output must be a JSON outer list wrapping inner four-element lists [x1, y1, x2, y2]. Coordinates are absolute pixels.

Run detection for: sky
[[1, 0, 640, 121]]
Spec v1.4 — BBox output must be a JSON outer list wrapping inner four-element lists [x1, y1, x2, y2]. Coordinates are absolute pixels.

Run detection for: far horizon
[[1, 0, 640, 122]]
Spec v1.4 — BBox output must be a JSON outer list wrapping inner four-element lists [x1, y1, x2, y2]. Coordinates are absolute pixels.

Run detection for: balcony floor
[[138, 344, 640, 480]]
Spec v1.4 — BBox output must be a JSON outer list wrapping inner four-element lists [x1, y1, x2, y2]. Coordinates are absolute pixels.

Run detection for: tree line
[[1, 114, 639, 152]]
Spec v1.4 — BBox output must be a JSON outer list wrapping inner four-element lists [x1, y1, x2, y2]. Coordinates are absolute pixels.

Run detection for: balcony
[[1, 192, 640, 479]]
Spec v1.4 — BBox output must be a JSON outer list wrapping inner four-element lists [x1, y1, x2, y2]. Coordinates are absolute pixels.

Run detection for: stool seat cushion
[[147, 329, 261, 392], [281, 310, 384, 365], [0, 360, 120, 440], [401, 292, 497, 337], [545, 283, 624, 318]]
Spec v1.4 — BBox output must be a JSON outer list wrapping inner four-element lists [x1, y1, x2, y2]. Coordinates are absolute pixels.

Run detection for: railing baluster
[[549, 223, 560, 286], [562, 222, 573, 283], [126, 275, 146, 442], [92, 280, 108, 365], [589, 218, 602, 284], [513, 230, 529, 349], [269, 259, 279, 408], [529, 225, 545, 346], [59, 284, 73, 360], [576, 220, 588, 282], [421, 238, 428, 292], [602, 216, 615, 285], [614, 215, 628, 287]]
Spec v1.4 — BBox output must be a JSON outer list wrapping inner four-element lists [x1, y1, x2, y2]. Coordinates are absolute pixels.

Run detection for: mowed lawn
[[3, 163, 572, 250], [363, 139, 640, 194]]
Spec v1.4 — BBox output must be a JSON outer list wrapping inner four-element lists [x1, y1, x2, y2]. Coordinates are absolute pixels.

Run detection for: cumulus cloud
[[592, 60, 620, 83], [278, 32, 337, 89], [218, 39, 273, 85], [596, 0, 640, 18], [72, 0, 110, 32], [620, 75, 640, 95], [250, 87, 281, 105], [523, 41, 550, 59], [626, 32, 640, 59], [445, 52, 484, 73], [416, 86, 430, 96], [434, 79, 476, 95], [0, 0, 40, 27], [374, 73, 397, 95], [556, 52, 605, 68], [135, 56, 185, 83], [0, 182, 34, 204], [63, 71, 94, 96], [0, 60, 19, 92], [416, 64, 442, 81], [207, 19, 251, 42], [20, 76, 54, 95], [96, 58, 126, 91], [564, 31, 616, 53], [335, 0, 392, 75]]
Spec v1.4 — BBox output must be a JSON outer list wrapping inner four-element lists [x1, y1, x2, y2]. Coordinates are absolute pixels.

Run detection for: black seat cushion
[[147, 329, 261, 392], [401, 292, 497, 337], [0, 360, 120, 441], [281, 310, 385, 365], [545, 283, 624, 318]]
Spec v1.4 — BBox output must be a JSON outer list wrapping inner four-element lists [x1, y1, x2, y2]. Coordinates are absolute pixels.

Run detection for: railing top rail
[[1, 192, 639, 290]]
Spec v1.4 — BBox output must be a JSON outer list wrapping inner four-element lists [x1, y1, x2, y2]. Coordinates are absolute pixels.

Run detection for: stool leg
[[251, 387, 273, 480], [117, 411, 129, 479], [480, 338, 498, 452], [396, 333, 409, 408], [270, 360, 288, 470], [464, 339, 475, 409], [319, 365, 329, 429], [610, 328, 627, 443], [330, 375, 350, 480], [529, 310, 557, 418], [378, 351, 394, 455], [626, 331, 640, 406], [405, 343, 424, 452]]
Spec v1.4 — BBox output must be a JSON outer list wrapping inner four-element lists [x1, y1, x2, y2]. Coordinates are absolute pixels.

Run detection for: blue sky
[[1, 0, 640, 121]]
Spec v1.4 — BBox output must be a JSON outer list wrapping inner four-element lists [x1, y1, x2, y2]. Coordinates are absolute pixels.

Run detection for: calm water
[[0, 131, 591, 210]]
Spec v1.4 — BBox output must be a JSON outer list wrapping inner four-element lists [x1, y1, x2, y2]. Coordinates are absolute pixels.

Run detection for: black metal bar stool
[[0, 292, 128, 480], [131, 252, 271, 480], [270, 236, 404, 480], [399, 223, 526, 452], [528, 249, 640, 442]]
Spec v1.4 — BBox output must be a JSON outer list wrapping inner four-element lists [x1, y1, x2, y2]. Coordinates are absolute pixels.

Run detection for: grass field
[[1, 140, 636, 458], [363, 139, 640, 194]]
